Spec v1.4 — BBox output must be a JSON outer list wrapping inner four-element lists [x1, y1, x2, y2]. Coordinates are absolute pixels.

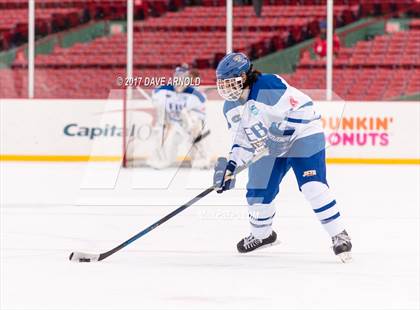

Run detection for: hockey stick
[[69, 149, 267, 263], [192, 129, 210, 144]]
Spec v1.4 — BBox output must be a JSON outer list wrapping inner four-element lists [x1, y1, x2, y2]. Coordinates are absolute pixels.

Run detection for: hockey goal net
[[122, 88, 205, 168], [122, 86, 223, 168]]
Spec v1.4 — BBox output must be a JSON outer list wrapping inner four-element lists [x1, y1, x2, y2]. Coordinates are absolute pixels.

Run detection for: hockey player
[[146, 65, 211, 169], [213, 53, 352, 262]]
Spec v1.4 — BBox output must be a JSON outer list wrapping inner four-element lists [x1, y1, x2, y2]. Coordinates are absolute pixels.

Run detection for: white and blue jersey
[[222, 74, 344, 238], [223, 73, 323, 166], [153, 85, 206, 124]]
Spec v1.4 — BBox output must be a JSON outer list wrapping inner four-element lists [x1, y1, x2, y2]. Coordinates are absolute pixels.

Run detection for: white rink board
[[0, 99, 123, 156], [1, 99, 419, 161]]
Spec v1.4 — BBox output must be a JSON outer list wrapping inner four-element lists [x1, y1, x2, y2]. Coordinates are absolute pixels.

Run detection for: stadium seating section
[[0, 0, 419, 100], [287, 27, 420, 100]]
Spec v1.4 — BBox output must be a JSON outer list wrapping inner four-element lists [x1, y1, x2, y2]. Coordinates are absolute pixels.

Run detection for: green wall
[[0, 21, 109, 68]]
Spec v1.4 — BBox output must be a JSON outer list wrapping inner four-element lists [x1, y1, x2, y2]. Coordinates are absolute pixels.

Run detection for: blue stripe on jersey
[[154, 85, 175, 93], [248, 74, 287, 106], [250, 222, 272, 228], [249, 212, 276, 222], [183, 86, 206, 103], [297, 101, 314, 110], [232, 144, 254, 153], [314, 200, 336, 213], [281, 128, 295, 136], [321, 212, 341, 224], [285, 115, 321, 124]]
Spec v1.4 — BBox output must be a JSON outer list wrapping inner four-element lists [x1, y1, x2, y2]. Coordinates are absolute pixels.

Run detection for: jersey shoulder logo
[[232, 114, 241, 123], [249, 104, 259, 115], [289, 96, 298, 107]]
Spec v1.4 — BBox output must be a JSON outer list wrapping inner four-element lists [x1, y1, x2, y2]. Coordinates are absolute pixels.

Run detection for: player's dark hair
[[244, 65, 261, 88]]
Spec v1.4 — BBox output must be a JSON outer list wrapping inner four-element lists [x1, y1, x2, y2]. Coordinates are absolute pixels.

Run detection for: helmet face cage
[[217, 76, 244, 101]]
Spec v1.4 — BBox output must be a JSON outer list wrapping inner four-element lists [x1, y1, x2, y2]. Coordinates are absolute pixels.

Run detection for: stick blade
[[337, 252, 353, 263], [69, 251, 100, 263]]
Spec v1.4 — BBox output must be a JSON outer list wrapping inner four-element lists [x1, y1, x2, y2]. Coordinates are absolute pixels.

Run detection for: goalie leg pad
[[190, 139, 211, 169], [146, 124, 182, 169]]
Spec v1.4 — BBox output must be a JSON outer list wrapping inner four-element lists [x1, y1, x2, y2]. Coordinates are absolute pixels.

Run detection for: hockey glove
[[266, 122, 294, 156], [213, 157, 237, 193]]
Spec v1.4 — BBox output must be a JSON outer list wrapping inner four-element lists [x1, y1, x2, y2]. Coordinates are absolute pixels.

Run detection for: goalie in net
[[145, 65, 211, 169]]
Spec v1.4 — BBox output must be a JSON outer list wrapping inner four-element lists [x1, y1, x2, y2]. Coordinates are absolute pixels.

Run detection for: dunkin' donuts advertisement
[[317, 101, 419, 162]]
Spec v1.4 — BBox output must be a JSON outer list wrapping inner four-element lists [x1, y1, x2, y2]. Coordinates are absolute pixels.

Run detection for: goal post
[[122, 85, 127, 167], [122, 86, 158, 168]]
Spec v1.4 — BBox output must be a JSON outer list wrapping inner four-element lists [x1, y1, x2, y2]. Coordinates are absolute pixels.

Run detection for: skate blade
[[337, 252, 352, 263], [261, 239, 280, 250], [242, 240, 280, 254]]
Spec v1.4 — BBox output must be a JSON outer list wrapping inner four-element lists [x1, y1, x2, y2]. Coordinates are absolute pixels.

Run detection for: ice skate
[[237, 231, 277, 253], [332, 230, 352, 263]]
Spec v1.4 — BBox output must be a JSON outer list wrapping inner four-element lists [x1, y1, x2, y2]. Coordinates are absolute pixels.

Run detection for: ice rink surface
[[1, 162, 419, 310]]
